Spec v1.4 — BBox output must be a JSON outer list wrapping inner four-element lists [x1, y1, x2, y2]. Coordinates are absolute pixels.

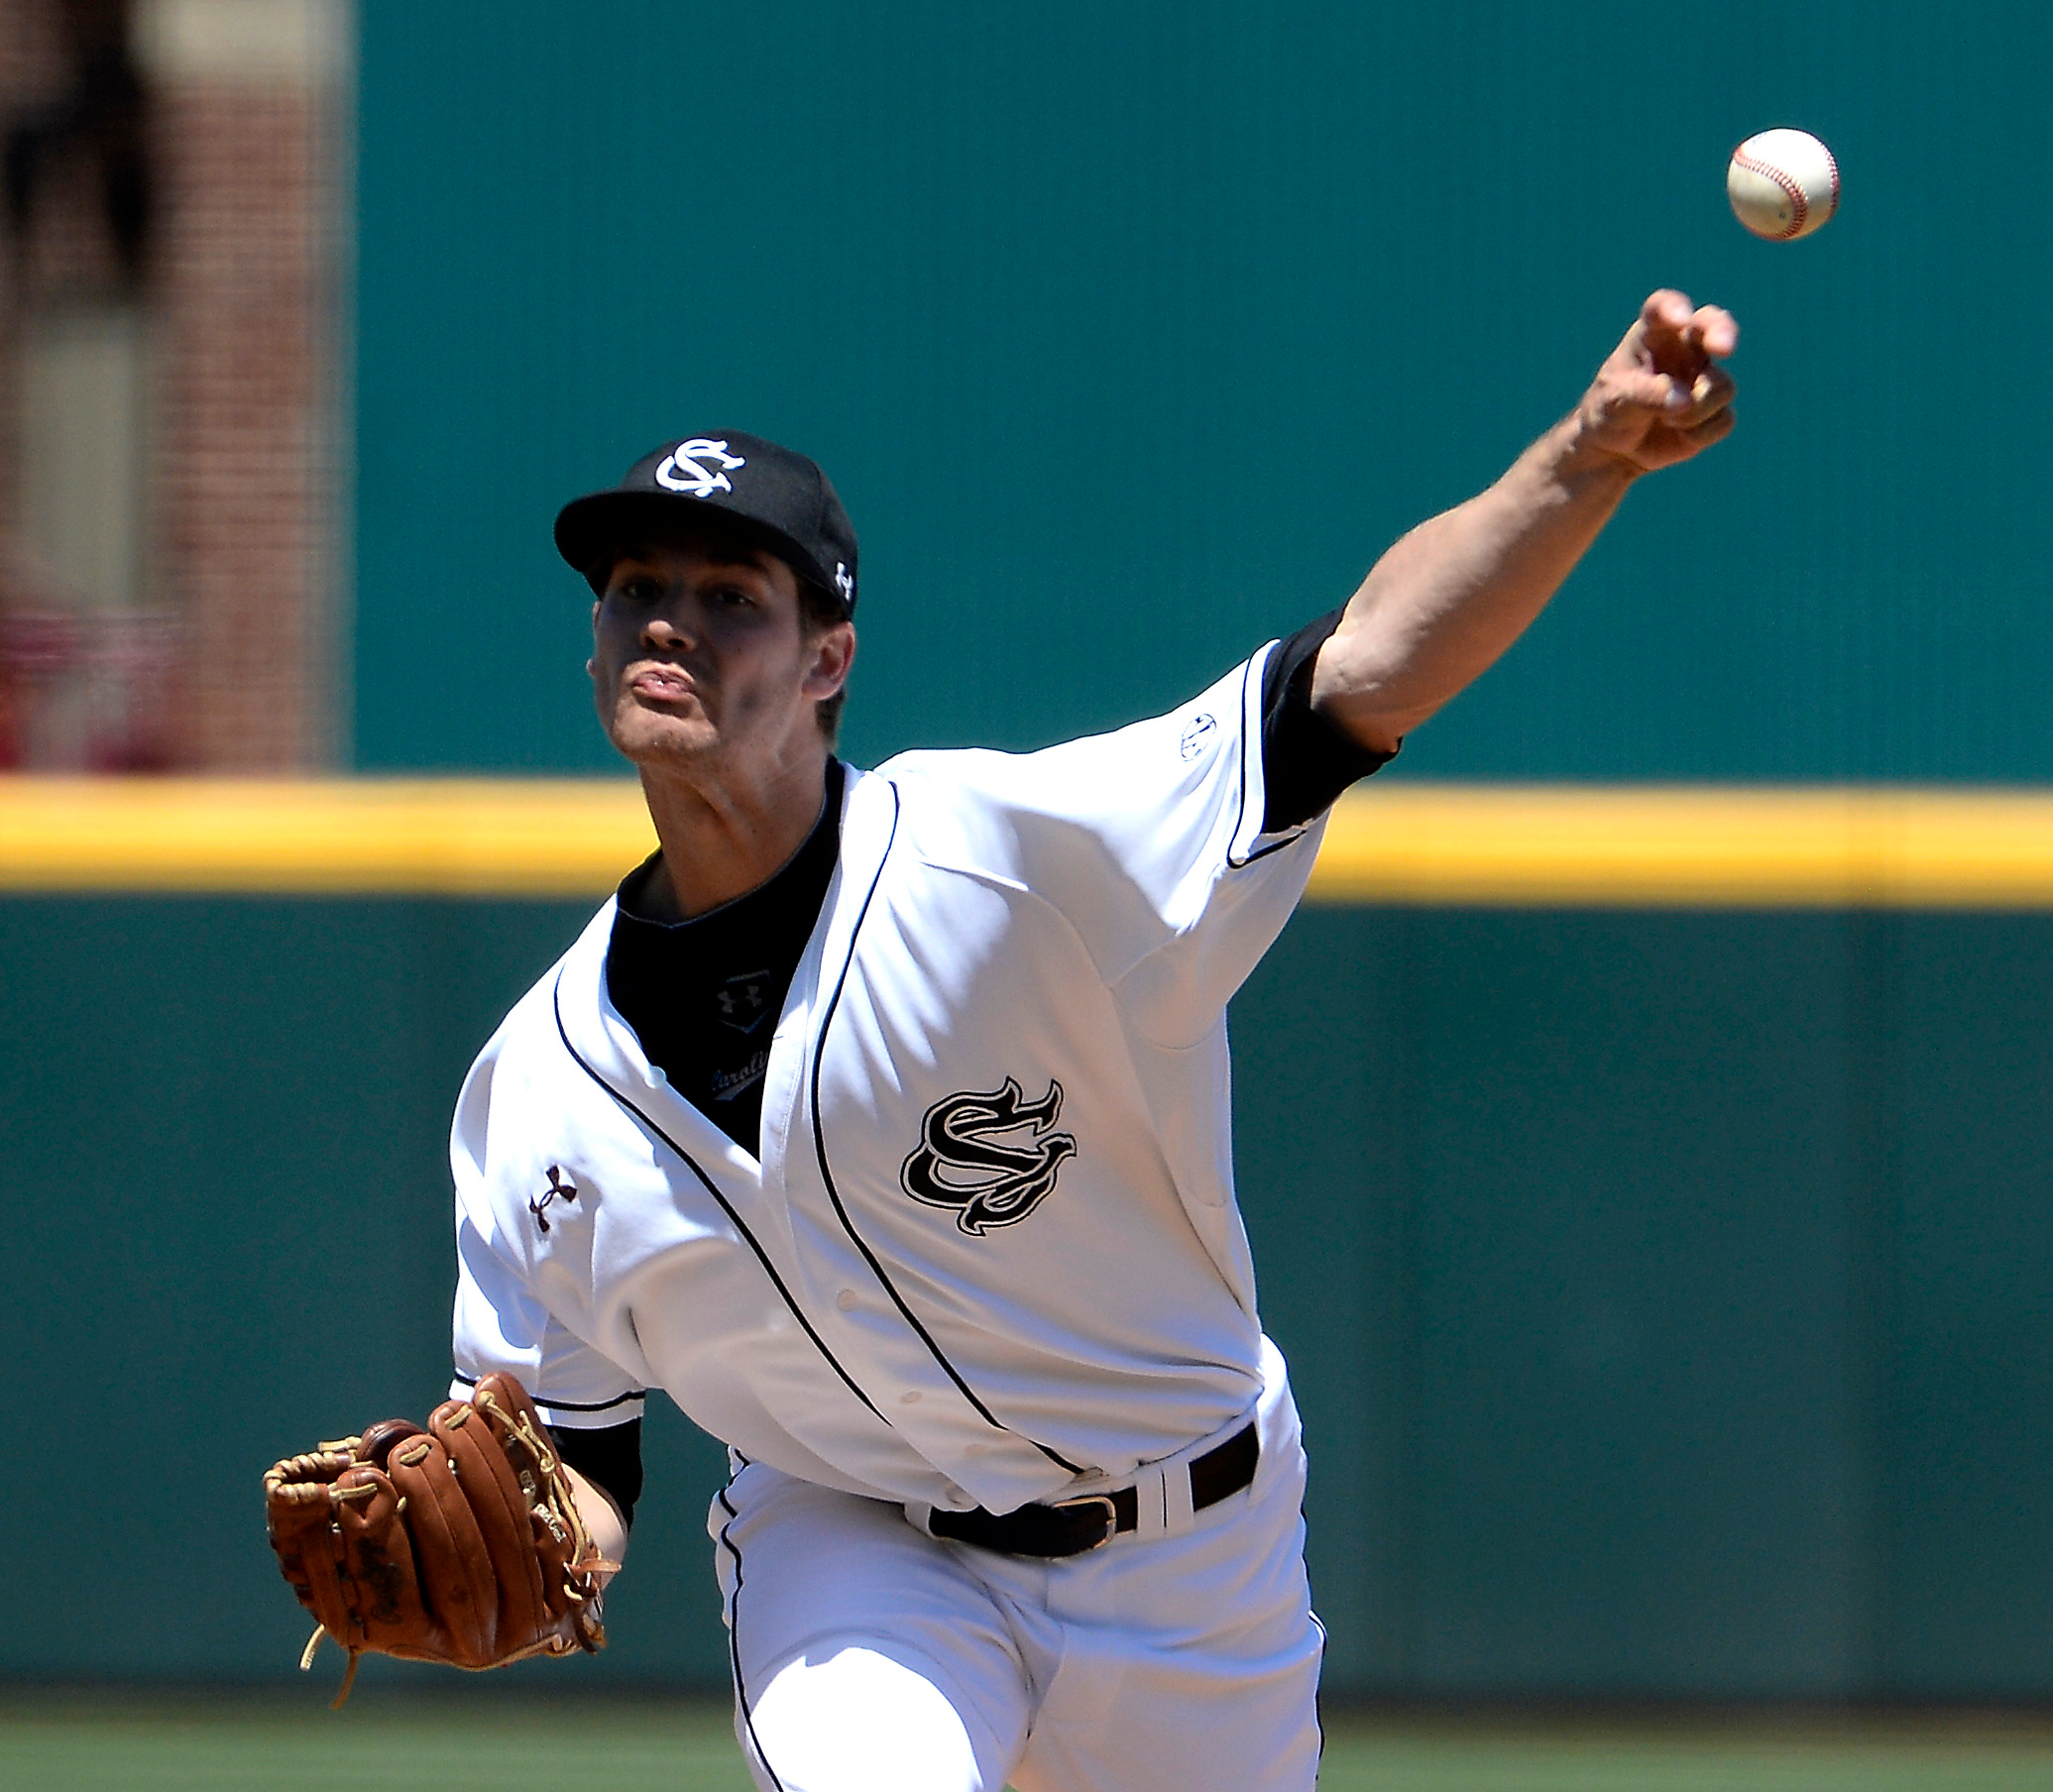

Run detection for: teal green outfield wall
[[4, 897, 2049, 1696], [358, 0, 2053, 781]]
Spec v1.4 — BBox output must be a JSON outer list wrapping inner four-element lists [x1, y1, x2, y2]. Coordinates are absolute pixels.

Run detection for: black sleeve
[[1260, 608, 1399, 833], [547, 1417, 644, 1531]]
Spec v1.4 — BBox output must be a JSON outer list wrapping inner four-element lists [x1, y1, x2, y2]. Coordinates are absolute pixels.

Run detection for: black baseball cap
[[553, 431, 858, 615]]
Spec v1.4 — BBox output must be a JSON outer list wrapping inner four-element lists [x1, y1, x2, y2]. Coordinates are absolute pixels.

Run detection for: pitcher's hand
[[1574, 289, 1738, 475]]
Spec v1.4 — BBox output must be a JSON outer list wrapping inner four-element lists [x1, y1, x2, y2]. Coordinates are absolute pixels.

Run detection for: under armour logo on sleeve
[[529, 1165, 580, 1235]]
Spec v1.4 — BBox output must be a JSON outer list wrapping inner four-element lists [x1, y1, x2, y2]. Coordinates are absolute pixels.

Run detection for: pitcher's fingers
[[1638, 288, 1699, 349], [1668, 365, 1738, 427], [1687, 304, 1740, 360], [1606, 365, 1696, 416], [1678, 404, 1737, 450]]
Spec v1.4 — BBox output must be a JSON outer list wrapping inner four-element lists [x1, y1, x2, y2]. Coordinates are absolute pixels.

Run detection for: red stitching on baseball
[[1733, 148, 1808, 239]]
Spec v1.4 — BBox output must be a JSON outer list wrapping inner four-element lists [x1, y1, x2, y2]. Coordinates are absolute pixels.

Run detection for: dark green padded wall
[[0, 897, 730, 1688], [357, 0, 2053, 779], [7, 897, 2051, 1694], [1231, 908, 2053, 1696], [1238, 911, 1867, 1693]]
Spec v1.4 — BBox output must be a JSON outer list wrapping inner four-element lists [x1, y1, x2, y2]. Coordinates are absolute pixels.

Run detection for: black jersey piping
[[1312, 1611, 1329, 1767], [448, 1373, 645, 1414], [550, 974, 892, 1429], [1227, 643, 1312, 868], [1224, 648, 1264, 869], [806, 778, 1085, 1477], [716, 1479, 787, 1792], [1239, 832, 1306, 865]]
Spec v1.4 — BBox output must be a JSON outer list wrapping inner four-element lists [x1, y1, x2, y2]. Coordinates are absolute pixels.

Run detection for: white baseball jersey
[[449, 643, 1326, 1517]]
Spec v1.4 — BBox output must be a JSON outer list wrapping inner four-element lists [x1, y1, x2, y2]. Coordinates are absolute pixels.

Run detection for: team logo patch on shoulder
[[654, 438, 745, 498], [900, 1077, 1078, 1236], [1180, 713, 1217, 760]]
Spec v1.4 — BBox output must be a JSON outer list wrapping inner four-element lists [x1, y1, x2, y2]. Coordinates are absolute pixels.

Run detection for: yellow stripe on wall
[[0, 778, 658, 896], [1310, 785, 2053, 908], [5, 777, 2053, 907]]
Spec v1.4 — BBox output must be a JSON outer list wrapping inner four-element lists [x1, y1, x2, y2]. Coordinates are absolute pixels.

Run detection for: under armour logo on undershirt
[[529, 1165, 579, 1235], [900, 1077, 1078, 1236], [716, 969, 774, 1034]]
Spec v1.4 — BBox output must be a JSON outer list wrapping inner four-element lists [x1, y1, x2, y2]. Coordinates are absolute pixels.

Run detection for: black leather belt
[[927, 1422, 1258, 1558]]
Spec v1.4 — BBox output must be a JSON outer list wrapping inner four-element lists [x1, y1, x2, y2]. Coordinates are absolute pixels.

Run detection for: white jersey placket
[[770, 771, 1083, 1512]]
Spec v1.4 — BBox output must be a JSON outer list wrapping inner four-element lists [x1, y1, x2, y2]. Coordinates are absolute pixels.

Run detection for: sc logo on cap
[[656, 439, 746, 498]]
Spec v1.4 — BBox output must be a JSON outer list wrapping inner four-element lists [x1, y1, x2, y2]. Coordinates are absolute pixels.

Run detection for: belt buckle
[[1052, 1493, 1118, 1551]]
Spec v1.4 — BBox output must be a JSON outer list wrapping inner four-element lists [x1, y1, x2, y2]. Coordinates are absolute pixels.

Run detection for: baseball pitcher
[[266, 291, 1736, 1790]]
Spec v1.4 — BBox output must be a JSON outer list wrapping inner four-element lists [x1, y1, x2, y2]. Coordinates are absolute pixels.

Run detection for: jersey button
[[836, 1289, 858, 1311]]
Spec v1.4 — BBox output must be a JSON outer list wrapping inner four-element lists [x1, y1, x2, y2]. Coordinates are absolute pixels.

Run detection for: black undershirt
[[604, 758, 847, 1155], [547, 1417, 643, 1531], [555, 615, 1393, 1522], [1260, 607, 1398, 830]]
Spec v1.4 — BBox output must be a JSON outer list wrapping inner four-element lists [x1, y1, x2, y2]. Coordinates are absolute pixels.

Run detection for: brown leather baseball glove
[[264, 1372, 614, 1706]]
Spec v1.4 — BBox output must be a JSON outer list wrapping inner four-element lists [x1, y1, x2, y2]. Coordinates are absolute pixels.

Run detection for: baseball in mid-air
[[1727, 128, 1840, 240]]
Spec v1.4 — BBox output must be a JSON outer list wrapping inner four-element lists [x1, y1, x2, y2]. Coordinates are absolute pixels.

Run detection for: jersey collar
[[549, 764, 901, 1181]]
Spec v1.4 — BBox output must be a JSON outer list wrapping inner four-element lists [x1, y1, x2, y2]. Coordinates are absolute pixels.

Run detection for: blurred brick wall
[[0, 0, 347, 770]]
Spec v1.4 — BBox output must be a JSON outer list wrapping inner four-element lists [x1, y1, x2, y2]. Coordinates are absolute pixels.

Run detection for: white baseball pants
[[706, 1361, 1323, 1792]]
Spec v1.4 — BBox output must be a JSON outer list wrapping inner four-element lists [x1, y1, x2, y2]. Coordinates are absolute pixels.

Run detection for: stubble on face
[[588, 535, 856, 915], [590, 540, 831, 789]]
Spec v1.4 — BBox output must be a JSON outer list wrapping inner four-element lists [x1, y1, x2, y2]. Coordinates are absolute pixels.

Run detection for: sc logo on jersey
[[655, 438, 745, 498], [900, 1077, 1078, 1237]]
